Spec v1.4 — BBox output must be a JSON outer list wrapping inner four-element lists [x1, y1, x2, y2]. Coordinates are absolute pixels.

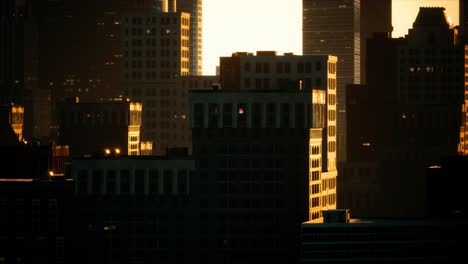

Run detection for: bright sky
[[202, 0, 459, 75], [392, 0, 459, 37], [202, 0, 302, 75]]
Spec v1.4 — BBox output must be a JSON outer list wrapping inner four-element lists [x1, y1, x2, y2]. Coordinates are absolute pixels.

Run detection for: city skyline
[[202, 0, 459, 75]]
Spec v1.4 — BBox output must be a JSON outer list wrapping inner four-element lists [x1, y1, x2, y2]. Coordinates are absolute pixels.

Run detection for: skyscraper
[[341, 7, 466, 217], [360, 0, 392, 83], [178, 0, 203, 75], [0, 0, 24, 105], [189, 52, 337, 262], [303, 0, 361, 162]]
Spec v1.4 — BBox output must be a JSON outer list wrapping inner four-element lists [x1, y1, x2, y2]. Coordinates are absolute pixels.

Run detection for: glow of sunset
[[392, 0, 459, 37], [203, 0, 302, 75], [203, 0, 459, 75]]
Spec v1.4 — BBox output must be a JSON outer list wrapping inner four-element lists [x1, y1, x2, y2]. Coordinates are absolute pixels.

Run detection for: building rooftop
[[413, 7, 452, 27]]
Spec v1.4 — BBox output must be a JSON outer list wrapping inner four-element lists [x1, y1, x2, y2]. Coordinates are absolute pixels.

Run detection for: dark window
[[135, 170, 145, 194], [120, 170, 130, 194], [163, 170, 173, 194], [149, 170, 159, 195]]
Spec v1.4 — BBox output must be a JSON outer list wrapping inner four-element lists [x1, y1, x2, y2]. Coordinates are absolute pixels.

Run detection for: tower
[[303, 0, 361, 162], [178, 0, 203, 75]]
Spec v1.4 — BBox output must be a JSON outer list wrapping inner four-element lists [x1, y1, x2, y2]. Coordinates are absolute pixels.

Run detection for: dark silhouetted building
[[56, 101, 142, 157], [341, 7, 466, 218], [461, 0, 468, 41], [427, 155, 468, 218], [360, 0, 392, 84], [303, 0, 361, 162], [189, 51, 337, 262], [0, 0, 25, 106], [301, 210, 468, 264], [0, 131, 72, 264], [67, 151, 195, 264]]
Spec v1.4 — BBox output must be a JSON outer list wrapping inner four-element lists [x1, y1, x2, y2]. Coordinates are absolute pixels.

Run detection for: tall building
[[360, 0, 392, 84], [0, 0, 24, 105], [303, 0, 361, 162], [190, 52, 337, 263], [68, 151, 196, 264], [178, 0, 203, 75], [122, 11, 190, 84], [122, 8, 214, 155], [461, 0, 468, 40], [341, 7, 466, 218]]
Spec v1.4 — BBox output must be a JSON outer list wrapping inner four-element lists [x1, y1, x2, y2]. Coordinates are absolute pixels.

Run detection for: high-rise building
[[0, 0, 25, 106], [122, 11, 190, 83], [122, 8, 214, 155], [341, 7, 466, 218], [178, 0, 203, 75], [360, 0, 392, 84], [190, 52, 337, 263], [461, 0, 468, 41], [303, 0, 361, 163]]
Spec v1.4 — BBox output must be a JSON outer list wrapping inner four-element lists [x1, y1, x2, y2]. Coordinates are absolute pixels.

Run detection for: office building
[[220, 51, 334, 92], [67, 150, 196, 264], [189, 53, 337, 262], [303, 0, 361, 162], [178, 0, 203, 75], [56, 101, 142, 157], [341, 7, 466, 217], [122, 10, 190, 83]]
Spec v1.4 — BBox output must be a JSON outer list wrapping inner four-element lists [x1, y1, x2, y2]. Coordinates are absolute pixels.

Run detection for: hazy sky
[[202, 0, 459, 75], [392, 0, 459, 37]]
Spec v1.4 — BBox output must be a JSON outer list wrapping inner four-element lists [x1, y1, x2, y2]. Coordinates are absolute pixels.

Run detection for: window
[[163, 170, 173, 194], [252, 103, 262, 128], [193, 103, 204, 128], [78, 170, 89, 194], [178, 170, 188, 194], [149, 170, 159, 195], [92, 170, 102, 195], [208, 104, 219, 128], [222, 104, 233, 128], [120, 170, 130, 194], [237, 103, 247, 128], [280, 103, 290, 128], [106, 170, 116, 195], [295, 103, 305, 128], [135, 170, 145, 195], [266, 103, 276, 128]]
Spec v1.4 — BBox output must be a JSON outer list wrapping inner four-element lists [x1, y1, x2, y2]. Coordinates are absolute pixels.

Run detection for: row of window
[[244, 61, 323, 74], [59, 111, 129, 127], [243, 77, 323, 89], [76, 169, 192, 196], [193, 102, 313, 128], [124, 16, 188, 26]]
